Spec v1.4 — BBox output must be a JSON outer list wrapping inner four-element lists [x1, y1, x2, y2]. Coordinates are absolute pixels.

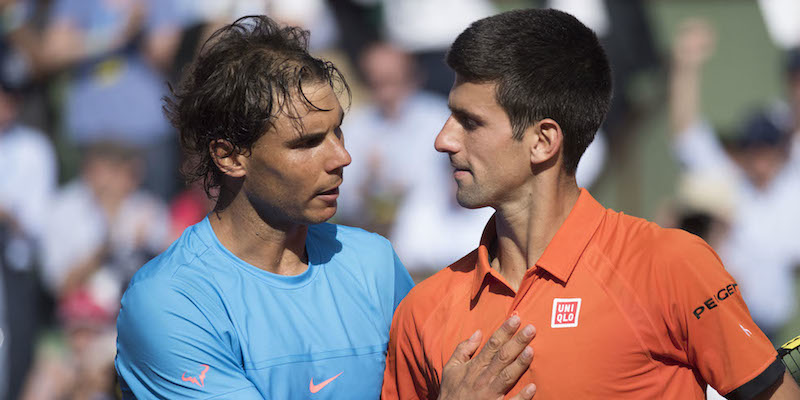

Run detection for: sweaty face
[[434, 79, 532, 209], [242, 82, 351, 226]]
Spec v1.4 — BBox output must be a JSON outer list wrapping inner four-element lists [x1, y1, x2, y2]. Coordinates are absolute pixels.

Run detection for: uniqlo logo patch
[[551, 298, 581, 328]]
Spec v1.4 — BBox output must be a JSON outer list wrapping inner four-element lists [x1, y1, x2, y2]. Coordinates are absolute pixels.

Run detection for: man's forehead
[[272, 88, 344, 137], [448, 80, 500, 112]]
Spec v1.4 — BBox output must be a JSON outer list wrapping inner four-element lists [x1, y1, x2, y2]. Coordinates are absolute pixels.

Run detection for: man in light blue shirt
[[114, 15, 413, 399]]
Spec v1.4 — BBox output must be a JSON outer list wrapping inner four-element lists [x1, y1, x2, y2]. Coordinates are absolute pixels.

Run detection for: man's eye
[[462, 119, 478, 131], [293, 136, 325, 148]]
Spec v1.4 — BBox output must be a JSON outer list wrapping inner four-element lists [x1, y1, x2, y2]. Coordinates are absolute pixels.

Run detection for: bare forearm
[[669, 19, 715, 140], [753, 371, 800, 399], [669, 64, 703, 139]]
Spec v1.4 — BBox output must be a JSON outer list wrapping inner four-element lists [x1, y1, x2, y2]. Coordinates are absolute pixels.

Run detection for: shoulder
[[595, 210, 714, 263], [126, 223, 216, 294], [119, 249, 228, 337], [594, 211, 725, 290]]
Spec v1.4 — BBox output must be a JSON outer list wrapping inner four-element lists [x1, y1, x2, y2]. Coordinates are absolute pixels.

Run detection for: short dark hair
[[165, 15, 350, 196], [447, 8, 612, 175]]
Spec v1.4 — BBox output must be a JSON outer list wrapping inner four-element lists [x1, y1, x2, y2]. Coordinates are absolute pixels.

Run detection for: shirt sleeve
[[658, 232, 783, 398], [382, 296, 429, 400], [115, 278, 264, 400]]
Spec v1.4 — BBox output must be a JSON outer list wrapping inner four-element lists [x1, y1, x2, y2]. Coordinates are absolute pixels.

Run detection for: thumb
[[446, 330, 482, 366]]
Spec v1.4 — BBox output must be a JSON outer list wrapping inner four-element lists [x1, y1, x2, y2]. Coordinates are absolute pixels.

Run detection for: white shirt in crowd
[[674, 118, 800, 333]]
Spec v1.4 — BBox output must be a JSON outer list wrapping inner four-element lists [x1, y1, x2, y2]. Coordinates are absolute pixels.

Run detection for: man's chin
[[305, 206, 337, 225], [456, 192, 488, 209]]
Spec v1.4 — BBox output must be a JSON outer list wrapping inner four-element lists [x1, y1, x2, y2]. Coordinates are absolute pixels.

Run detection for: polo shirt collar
[[470, 189, 606, 299]]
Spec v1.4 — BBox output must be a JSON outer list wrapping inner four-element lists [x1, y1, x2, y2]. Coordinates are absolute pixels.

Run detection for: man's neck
[[209, 189, 310, 276], [490, 177, 580, 291]]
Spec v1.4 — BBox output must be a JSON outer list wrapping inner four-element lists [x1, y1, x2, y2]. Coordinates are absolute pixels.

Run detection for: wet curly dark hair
[[164, 15, 350, 196]]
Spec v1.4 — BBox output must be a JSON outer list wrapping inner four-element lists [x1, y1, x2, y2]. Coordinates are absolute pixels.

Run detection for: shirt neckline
[[195, 216, 321, 289], [470, 188, 606, 299]]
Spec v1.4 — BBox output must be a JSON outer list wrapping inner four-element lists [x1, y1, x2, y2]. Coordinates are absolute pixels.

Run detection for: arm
[[116, 279, 264, 399], [37, 0, 146, 74], [753, 371, 800, 400], [668, 19, 737, 173], [141, 0, 182, 73], [657, 232, 786, 399], [669, 18, 715, 139]]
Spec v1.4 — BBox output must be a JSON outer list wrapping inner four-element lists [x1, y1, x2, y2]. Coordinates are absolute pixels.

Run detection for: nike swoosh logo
[[309, 372, 343, 393]]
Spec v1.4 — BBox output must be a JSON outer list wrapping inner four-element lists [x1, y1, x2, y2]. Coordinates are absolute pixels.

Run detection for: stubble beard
[[455, 181, 487, 210]]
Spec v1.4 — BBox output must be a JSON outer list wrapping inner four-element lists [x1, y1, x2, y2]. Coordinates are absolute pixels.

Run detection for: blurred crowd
[[0, 0, 798, 399]]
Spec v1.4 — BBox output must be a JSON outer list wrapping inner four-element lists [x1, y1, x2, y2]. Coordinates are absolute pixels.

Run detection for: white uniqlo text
[[551, 298, 582, 328]]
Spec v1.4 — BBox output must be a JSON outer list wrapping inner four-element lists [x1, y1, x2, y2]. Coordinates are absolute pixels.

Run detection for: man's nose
[[434, 115, 459, 154]]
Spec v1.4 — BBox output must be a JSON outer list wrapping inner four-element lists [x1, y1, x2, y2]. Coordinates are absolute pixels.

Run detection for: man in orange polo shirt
[[382, 8, 800, 400]]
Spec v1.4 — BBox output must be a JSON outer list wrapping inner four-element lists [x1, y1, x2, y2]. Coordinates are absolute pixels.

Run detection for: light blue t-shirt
[[115, 217, 414, 399]]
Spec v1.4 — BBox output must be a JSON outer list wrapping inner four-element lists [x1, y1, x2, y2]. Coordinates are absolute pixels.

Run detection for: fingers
[[488, 345, 534, 394], [508, 384, 537, 400], [445, 330, 482, 367], [474, 315, 521, 365], [484, 323, 536, 377]]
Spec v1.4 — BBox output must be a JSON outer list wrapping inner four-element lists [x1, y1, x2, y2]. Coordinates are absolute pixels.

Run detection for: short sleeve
[[658, 233, 783, 398], [115, 279, 264, 400], [382, 297, 429, 400]]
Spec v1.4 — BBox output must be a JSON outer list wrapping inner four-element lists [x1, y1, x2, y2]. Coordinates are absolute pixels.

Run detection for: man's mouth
[[318, 187, 339, 195], [316, 185, 340, 202]]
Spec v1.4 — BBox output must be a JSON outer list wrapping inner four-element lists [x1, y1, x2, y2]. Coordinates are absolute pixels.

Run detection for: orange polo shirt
[[382, 189, 783, 399]]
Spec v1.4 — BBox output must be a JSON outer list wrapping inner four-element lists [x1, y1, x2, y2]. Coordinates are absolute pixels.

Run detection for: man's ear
[[209, 139, 247, 178], [529, 118, 563, 166]]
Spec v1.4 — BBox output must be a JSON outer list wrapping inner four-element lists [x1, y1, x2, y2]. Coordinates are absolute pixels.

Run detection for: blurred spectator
[[337, 43, 455, 239], [169, 0, 339, 84], [168, 183, 212, 242], [37, 0, 182, 198], [40, 141, 169, 304], [663, 171, 737, 251], [0, 75, 57, 400], [377, 0, 496, 96], [548, 0, 660, 145], [326, 0, 381, 77], [20, 288, 117, 400], [669, 19, 800, 339]]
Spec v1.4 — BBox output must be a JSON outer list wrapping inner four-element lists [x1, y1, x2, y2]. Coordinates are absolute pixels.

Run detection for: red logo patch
[[551, 298, 581, 328], [182, 364, 210, 387]]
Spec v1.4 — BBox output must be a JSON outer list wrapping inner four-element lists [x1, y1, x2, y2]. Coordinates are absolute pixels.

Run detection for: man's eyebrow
[[287, 131, 326, 146], [449, 105, 484, 125], [288, 109, 345, 146]]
